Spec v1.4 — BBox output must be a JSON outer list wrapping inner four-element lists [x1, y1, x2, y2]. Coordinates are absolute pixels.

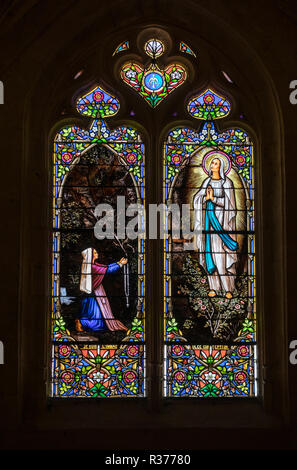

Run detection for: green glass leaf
[[95, 355, 102, 364]]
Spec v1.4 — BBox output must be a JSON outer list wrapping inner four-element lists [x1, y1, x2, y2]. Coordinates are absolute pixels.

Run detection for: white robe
[[193, 176, 238, 293]]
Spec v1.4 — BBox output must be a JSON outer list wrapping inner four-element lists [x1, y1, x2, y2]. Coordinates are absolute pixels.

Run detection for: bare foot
[[225, 291, 233, 299], [208, 290, 216, 297], [75, 319, 84, 332]]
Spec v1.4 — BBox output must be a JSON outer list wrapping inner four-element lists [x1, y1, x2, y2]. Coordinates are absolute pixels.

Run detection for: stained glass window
[[187, 89, 231, 120], [221, 70, 233, 84], [112, 40, 129, 56], [164, 89, 257, 397], [119, 37, 187, 108], [51, 34, 259, 402], [179, 41, 196, 58], [144, 38, 165, 58], [120, 62, 187, 108], [51, 86, 146, 397]]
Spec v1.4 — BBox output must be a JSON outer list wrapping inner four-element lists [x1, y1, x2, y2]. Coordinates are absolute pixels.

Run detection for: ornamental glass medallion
[[51, 86, 146, 398], [164, 89, 257, 397], [120, 62, 187, 108], [144, 38, 165, 58], [119, 37, 187, 108], [143, 71, 164, 92]]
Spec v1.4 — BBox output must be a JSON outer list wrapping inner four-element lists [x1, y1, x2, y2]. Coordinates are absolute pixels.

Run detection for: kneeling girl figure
[[75, 247, 128, 332]]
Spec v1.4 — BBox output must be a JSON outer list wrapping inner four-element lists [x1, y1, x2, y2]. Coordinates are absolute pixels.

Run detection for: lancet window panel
[[163, 89, 257, 398], [51, 86, 146, 398]]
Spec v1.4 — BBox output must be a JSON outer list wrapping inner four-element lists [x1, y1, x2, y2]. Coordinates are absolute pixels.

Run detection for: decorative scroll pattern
[[53, 344, 145, 397], [165, 345, 256, 397]]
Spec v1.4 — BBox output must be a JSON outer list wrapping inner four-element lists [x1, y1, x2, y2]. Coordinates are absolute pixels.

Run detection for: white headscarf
[[80, 248, 92, 294]]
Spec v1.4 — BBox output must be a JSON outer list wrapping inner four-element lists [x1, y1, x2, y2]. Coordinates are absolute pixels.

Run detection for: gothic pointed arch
[[13, 1, 290, 447]]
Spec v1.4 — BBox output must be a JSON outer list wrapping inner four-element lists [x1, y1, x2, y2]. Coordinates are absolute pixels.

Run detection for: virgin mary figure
[[75, 248, 128, 332], [193, 153, 239, 299]]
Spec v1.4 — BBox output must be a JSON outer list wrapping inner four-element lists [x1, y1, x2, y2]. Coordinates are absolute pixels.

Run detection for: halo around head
[[202, 150, 232, 175]]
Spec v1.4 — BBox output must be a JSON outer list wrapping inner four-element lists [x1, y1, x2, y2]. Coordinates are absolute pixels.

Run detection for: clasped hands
[[205, 185, 214, 201]]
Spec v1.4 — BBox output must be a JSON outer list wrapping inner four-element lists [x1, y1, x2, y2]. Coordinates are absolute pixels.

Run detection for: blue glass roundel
[[143, 72, 164, 92]]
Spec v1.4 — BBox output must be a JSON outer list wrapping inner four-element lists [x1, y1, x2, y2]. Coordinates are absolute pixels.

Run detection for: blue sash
[[205, 200, 239, 274]]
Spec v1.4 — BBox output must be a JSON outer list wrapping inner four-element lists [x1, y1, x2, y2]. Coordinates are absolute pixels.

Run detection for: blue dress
[[80, 262, 120, 331]]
